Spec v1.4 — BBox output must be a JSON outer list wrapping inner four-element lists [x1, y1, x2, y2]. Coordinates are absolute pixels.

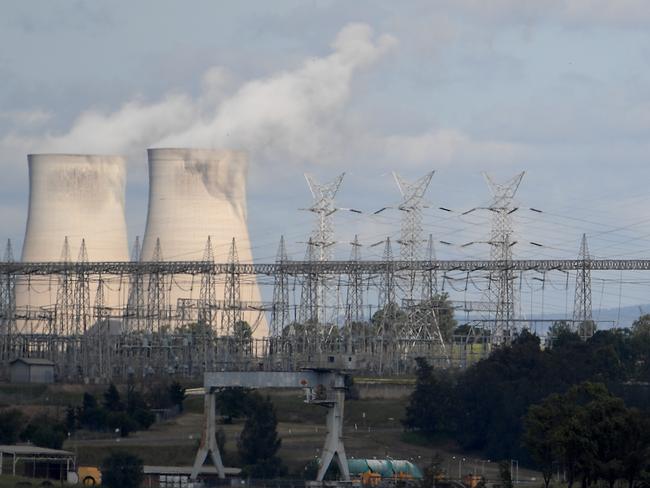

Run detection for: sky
[[3, 0, 650, 320]]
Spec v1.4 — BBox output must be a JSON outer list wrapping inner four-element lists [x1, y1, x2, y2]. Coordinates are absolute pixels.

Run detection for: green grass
[[185, 389, 408, 427], [75, 444, 198, 467]]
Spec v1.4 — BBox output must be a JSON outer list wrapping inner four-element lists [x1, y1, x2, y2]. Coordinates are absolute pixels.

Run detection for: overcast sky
[[3, 1, 650, 317]]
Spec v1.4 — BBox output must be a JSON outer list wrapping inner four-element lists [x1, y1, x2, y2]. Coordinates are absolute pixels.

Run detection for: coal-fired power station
[[14, 148, 267, 342]]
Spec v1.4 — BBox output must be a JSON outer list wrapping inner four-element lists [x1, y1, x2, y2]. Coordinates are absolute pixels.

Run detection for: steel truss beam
[[3, 258, 650, 275]]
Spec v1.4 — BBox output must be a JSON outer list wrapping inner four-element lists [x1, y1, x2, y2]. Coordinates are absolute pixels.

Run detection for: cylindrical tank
[[141, 148, 267, 337], [17, 154, 130, 319]]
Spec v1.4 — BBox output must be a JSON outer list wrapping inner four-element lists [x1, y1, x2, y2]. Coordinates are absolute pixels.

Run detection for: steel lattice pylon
[[303, 173, 344, 328], [1, 240, 15, 359], [147, 238, 167, 334], [393, 171, 445, 346], [304, 173, 345, 262], [483, 171, 525, 344], [573, 233, 594, 339], [271, 236, 289, 337], [394, 171, 434, 262], [222, 238, 241, 336], [126, 236, 145, 332], [56, 237, 74, 336]]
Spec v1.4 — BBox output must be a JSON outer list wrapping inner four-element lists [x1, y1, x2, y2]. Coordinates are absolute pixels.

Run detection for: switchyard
[[0, 157, 633, 381]]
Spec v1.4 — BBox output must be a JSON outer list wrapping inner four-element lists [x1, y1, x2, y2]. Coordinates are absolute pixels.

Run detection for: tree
[[371, 302, 407, 337], [631, 314, 650, 336], [21, 415, 66, 449], [107, 411, 138, 437], [403, 357, 454, 435], [426, 293, 457, 342], [65, 406, 77, 433], [104, 383, 123, 412], [578, 320, 597, 340], [169, 381, 186, 412], [547, 320, 579, 348], [0, 409, 25, 444], [238, 394, 286, 478], [101, 451, 144, 488], [215, 387, 252, 423], [524, 395, 565, 488], [79, 392, 107, 430]]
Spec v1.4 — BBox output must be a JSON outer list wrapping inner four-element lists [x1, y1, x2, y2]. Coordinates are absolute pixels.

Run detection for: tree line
[[404, 315, 650, 487], [0, 380, 187, 449]]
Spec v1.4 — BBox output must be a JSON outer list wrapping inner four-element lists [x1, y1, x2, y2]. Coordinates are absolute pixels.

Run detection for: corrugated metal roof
[[9, 358, 55, 366], [0, 445, 73, 456]]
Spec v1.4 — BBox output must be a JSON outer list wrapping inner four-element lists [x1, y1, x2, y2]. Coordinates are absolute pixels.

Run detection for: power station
[[0, 148, 604, 381]]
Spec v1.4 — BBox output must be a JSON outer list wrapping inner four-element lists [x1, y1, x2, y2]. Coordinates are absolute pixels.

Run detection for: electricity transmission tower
[[394, 171, 434, 263], [271, 236, 289, 337], [573, 233, 594, 339], [393, 171, 445, 345], [1, 240, 15, 348], [483, 171, 525, 344], [302, 173, 345, 327], [304, 173, 345, 262]]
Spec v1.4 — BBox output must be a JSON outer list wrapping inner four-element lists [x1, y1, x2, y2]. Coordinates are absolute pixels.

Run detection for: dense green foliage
[[404, 322, 650, 484], [101, 451, 144, 488], [68, 382, 157, 437], [523, 382, 650, 488], [168, 381, 187, 412], [0, 409, 26, 444], [21, 414, 67, 449], [0, 409, 66, 449], [238, 393, 287, 478]]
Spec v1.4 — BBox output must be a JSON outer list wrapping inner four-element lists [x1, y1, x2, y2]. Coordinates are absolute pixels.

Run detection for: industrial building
[[9, 358, 55, 383]]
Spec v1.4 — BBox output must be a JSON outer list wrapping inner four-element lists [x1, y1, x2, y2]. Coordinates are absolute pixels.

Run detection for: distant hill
[[463, 304, 650, 335]]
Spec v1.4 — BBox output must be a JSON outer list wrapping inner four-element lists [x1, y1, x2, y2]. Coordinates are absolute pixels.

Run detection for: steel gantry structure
[[0, 255, 647, 381]]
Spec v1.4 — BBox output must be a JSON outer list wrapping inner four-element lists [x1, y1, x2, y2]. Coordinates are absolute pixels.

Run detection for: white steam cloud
[[1, 21, 523, 189], [4, 24, 396, 167]]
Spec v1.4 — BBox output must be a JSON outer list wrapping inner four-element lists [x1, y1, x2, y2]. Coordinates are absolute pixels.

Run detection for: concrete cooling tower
[[141, 148, 267, 338], [22, 154, 129, 262], [18, 154, 129, 315]]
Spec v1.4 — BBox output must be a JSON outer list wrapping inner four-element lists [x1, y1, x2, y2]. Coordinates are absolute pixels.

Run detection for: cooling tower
[[141, 148, 267, 338], [22, 154, 129, 262], [18, 154, 129, 314]]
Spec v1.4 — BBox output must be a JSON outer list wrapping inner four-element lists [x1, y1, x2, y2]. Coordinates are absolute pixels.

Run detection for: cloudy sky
[[3, 1, 650, 318]]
